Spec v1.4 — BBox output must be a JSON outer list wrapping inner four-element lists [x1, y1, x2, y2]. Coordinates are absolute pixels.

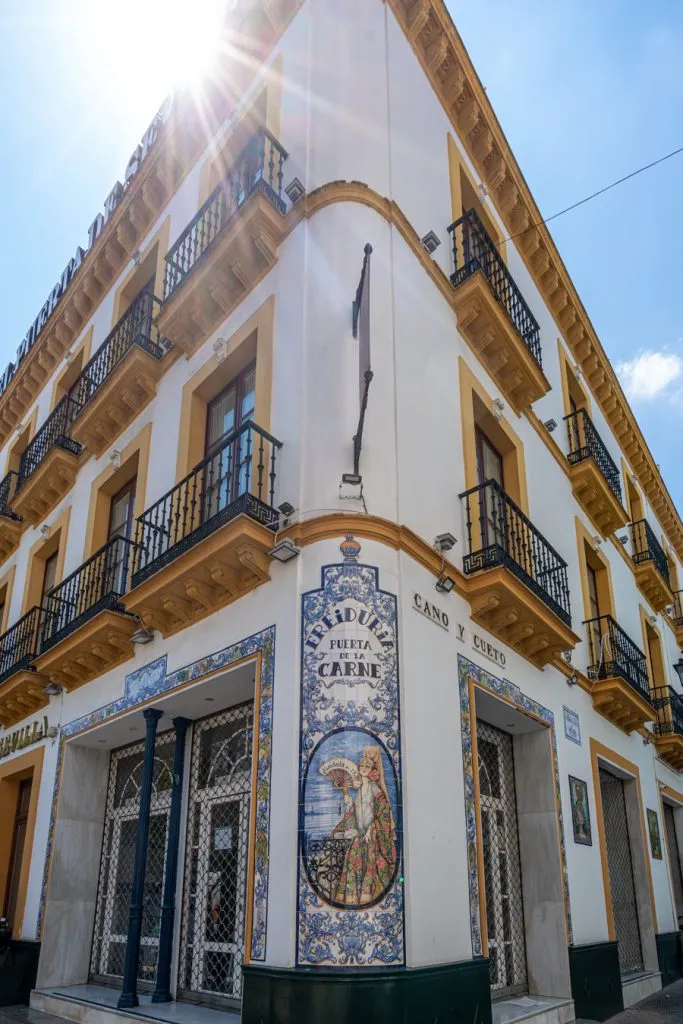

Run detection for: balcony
[[652, 686, 683, 769], [12, 396, 82, 525], [564, 408, 628, 537], [585, 614, 654, 732], [0, 608, 49, 728], [448, 208, 550, 413], [125, 421, 281, 637], [69, 290, 171, 458], [0, 471, 23, 561], [459, 479, 579, 667], [630, 518, 673, 612], [33, 535, 137, 690], [672, 591, 683, 647], [156, 130, 288, 357]]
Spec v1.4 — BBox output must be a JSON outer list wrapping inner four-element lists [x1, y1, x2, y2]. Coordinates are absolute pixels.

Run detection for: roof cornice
[[387, 0, 683, 561]]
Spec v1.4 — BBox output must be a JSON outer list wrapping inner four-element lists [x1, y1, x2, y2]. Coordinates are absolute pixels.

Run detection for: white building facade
[[1, 2, 683, 1023]]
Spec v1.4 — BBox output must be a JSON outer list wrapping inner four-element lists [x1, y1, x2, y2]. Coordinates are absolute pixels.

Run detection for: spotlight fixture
[[435, 574, 455, 594], [592, 535, 602, 548], [341, 473, 363, 486], [420, 231, 441, 255], [278, 501, 296, 518], [43, 681, 64, 697], [617, 534, 629, 546], [647, 614, 657, 627], [39, 524, 50, 539], [213, 337, 227, 363], [492, 398, 504, 421], [566, 674, 579, 687], [543, 418, 558, 433], [285, 177, 305, 205], [666, 605, 675, 617], [269, 538, 301, 563], [477, 181, 489, 201], [131, 624, 155, 645], [109, 449, 122, 469], [562, 650, 573, 664], [434, 532, 457, 553], [674, 656, 683, 688], [131, 249, 142, 266]]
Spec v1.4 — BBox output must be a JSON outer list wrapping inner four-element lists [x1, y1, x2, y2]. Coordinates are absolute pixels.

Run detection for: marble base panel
[[491, 995, 574, 1024], [242, 959, 493, 1024], [31, 987, 240, 1024], [621, 971, 661, 1009]]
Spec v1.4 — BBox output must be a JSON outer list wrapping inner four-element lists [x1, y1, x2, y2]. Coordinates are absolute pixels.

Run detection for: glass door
[[476, 428, 505, 553], [203, 365, 255, 522], [105, 478, 137, 595]]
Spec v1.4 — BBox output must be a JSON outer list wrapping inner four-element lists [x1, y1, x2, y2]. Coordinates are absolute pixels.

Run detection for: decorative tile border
[[458, 654, 572, 956], [37, 626, 276, 963]]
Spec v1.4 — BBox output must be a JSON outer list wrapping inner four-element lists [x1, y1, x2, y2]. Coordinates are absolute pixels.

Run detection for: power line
[[499, 143, 683, 245]]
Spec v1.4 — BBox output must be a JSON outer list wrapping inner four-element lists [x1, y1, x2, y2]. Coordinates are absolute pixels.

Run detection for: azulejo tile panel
[[297, 536, 405, 967], [37, 627, 276, 962], [458, 654, 572, 957]]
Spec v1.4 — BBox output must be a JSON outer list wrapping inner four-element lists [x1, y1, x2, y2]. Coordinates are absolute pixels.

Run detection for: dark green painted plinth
[[656, 931, 682, 988], [242, 958, 492, 1024], [0, 940, 40, 1006], [569, 940, 623, 1022]]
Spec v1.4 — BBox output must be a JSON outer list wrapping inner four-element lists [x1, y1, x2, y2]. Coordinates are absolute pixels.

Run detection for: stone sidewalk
[[593, 979, 683, 1023]]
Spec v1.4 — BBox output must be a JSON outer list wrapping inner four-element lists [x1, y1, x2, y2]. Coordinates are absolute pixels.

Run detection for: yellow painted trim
[[0, 745, 44, 939], [589, 737, 659, 940], [21, 505, 71, 615], [622, 460, 644, 523], [458, 357, 529, 513], [0, 564, 16, 634], [640, 604, 666, 697], [175, 295, 274, 482], [83, 422, 152, 559], [574, 517, 616, 624], [3, 405, 39, 478], [661, 784, 683, 806], [110, 218, 170, 325], [48, 327, 93, 413], [447, 134, 507, 263], [557, 338, 592, 417]]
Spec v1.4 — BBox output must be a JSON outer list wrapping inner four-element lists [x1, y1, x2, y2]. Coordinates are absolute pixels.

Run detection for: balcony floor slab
[[653, 732, 683, 770], [451, 269, 550, 413], [463, 564, 580, 669], [33, 609, 137, 691], [0, 668, 51, 728], [12, 446, 81, 526], [124, 513, 274, 638], [568, 459, 629, 538], [590, 676, 654, 733], [633, 561, 673, 614]]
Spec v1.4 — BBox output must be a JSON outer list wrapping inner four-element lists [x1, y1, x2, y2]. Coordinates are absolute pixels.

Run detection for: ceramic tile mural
[[458, 654, 572, 956], [297, 536, 404, 967], [37, 627, 276, 962]]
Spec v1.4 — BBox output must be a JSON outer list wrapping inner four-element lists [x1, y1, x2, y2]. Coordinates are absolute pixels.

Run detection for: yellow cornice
[[386, 0, 683, 563]]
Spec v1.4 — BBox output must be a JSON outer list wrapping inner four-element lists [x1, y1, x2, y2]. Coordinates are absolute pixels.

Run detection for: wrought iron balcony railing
[[673, 590, 683, 626], [132, 420, 282, 588], [0, 471, 22, 521], [68, 289, 165, 412], [448, 207, 542, 367], [0, 606, 42, 686], [17, 395, 81, 491], [630, 518, 671, 586], [459, 478, 572, 626], [584, 614, 651, 702], [39, 535, 135, 654], [652, 685, 683, 737], [163, 129, 288, 300], [564, 408, 622, 502]]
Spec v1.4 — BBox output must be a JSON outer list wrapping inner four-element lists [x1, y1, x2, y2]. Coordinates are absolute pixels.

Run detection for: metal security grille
[[664, 803, 683, 925], [90, 732, 175, 984], [598, 768, 643, 974], [178, 702, 253, 1004], [476, 720, 527, 997]]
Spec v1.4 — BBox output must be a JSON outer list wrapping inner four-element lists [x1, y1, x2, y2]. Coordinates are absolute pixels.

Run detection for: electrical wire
[[499, 142, 683, 246]]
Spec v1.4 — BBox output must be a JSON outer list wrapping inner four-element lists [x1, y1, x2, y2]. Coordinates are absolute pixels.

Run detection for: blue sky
[[0, 2, 682, 507]]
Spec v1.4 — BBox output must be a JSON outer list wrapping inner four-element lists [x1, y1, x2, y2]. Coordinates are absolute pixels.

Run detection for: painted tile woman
[[331, 745, 397, 907]]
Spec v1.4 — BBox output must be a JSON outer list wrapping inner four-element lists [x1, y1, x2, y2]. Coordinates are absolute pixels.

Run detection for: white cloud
[[615, 350, 683, 401]]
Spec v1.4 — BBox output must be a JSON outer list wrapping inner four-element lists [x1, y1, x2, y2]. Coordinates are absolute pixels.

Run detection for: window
[[476, 428, 504, 489], [3, 778, 32, 931], [587, 563, 600, 621], [41, 552, 58, 603], [204, 366, 256, 517], [626, 474, 643, 524], [108, 479, 137, 543]]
